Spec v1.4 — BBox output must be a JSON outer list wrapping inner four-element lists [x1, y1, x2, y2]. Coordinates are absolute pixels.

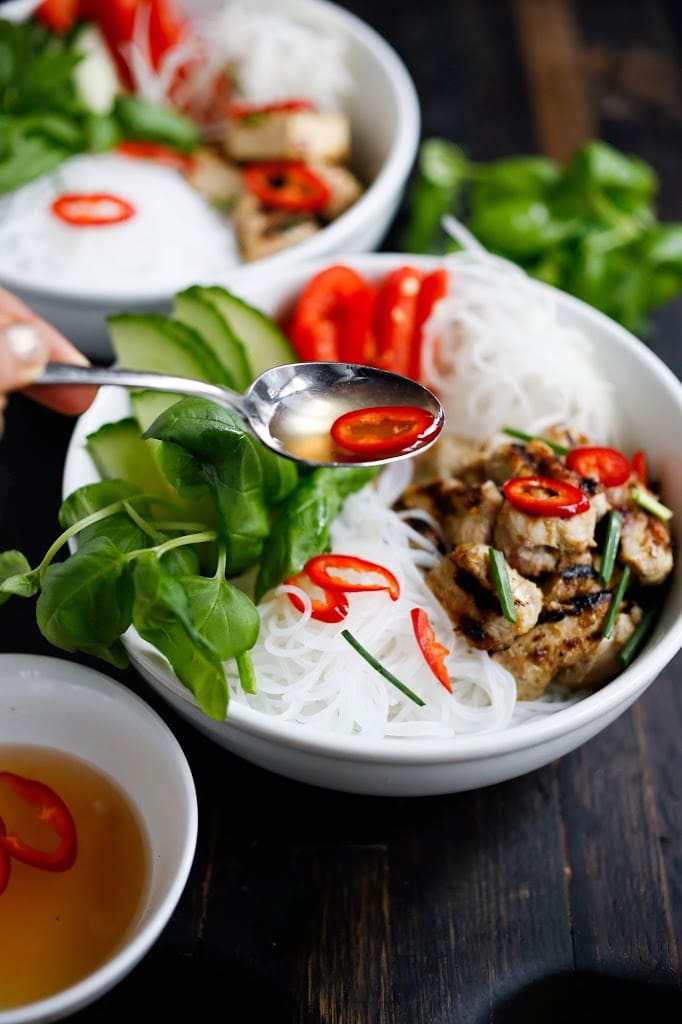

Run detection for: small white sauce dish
[[0, 654, 198, 1024]]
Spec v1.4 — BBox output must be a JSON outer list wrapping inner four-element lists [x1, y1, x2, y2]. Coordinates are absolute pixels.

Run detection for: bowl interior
[[0, 655, 197, 1024]]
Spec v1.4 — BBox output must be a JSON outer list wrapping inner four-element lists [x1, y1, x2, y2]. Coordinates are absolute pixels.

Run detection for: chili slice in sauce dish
[[501, 476, 591, 518], [331, 405, 439, 458], [243, 161, 331, 212], [0, 771, 77, 873], [565, 446, 631, 487], [51, 192, 136, 226]]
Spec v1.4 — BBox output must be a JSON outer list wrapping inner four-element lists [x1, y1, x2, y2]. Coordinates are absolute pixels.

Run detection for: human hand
[[0, 287, 97, 436]]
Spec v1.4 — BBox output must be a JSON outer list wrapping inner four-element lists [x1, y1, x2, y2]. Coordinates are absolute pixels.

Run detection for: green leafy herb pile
[[0, 293, 377, 721], [0, 16, 199, 194], [402, 137, 682, 336]]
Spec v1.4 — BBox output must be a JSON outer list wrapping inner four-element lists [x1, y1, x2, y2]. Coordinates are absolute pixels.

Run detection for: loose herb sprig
[[602, 565, 632, 639], [402, 138, 682, 336], [488, 548, 517, 623], [599, 510, 623, 586], [341, 629, 426, 707]]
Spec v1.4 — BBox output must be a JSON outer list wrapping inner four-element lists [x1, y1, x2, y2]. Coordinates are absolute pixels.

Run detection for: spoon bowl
[[36, 361, 444, 467]]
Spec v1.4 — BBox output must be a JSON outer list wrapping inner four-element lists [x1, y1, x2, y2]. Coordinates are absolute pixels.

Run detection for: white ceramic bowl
[[0, 0, 420, 359], [61, 253, 682, 797], [0, 654, 198, 1024]]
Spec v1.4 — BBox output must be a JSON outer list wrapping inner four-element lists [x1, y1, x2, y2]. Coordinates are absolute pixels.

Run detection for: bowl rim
[[0, 0, 421, 306], [0, 653, 198, 1024], [60, 250, 682, 766]]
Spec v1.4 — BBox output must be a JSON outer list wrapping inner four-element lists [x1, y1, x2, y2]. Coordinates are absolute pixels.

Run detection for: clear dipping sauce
[[269, 391, 440, 463], [0, 746, 149, 1010]]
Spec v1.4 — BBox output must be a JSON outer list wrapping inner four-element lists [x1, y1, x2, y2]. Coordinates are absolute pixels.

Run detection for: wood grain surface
[[0, 2, 680, 1021]]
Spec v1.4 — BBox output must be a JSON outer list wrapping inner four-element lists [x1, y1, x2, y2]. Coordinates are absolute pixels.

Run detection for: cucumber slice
[[173, 286, 251, 391], [72, 24, 121, 116], [108, 313, 235, 433], [86, 417, 180, 505], [196, 286, 296, 379]]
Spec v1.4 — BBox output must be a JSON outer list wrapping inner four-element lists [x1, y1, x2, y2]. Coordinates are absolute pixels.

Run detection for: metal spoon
[[37, 361, 445, 467]]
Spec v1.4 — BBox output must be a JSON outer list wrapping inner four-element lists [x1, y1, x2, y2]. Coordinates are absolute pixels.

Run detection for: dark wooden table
[[1, 1, 681, 1020]]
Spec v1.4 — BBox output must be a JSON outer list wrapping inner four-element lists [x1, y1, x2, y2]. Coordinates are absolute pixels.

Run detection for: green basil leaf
[[0, 550, 36, 603], [36, 537, 133, 667], [132, 553, 228, 720]]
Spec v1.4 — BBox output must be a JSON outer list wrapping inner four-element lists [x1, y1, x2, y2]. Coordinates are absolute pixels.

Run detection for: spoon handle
[[35, 363, 246, 415]]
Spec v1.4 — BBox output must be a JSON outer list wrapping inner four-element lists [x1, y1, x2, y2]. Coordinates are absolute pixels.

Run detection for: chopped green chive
[[503, 427, 569, 456], [602, 565, 631, 639], [599, 509, 623, 586], [618, 606, 658, 668], [631, 486, 673, 522], [488, 547, 517, 623], [341, 629, 426, 707]]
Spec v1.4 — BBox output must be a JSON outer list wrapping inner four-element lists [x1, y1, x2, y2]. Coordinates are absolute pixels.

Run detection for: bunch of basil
[[402, 138, 682, 337], [0, 16, 199, 194], [0, 400, 375, 721]]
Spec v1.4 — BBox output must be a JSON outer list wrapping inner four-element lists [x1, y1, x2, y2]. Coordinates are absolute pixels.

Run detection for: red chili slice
[[228, 99, 316, 119], [284, 571, 350, 623], [306, 554, 400, 601], [411, 607, 452, 693], [0, 772, 77, 872], [116, 141, 194, 172], [374, 266, 423, 377], [51, 192, 136, 227], [243, 161, 331, 212], [408, 268, 448, 381], [330, 405, 439, 458], [501, 475, 591, 518], [565, 446, 631, 487], [0, 817, 11, 895], [288, 265, 375, 362], [631, 449, 648, 486]]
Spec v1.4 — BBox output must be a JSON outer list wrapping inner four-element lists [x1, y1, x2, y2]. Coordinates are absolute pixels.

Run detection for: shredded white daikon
[[421, 242, 622, 445], [225, 471, 520, 738], [0, 154, 238, 296]]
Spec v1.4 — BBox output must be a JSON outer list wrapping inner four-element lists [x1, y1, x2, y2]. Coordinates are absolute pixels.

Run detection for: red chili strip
[[0, 772, 77, 872], [284, 571, 350, 623], [228, 98, 316, 118], [51, 192, 136, 227], [565, 446, 631, 487], [243, 161, 331, 212], [306, 554, 400, 601], [501, 475, 591, 518], [631, 449, 648, 486], [330, 405, 439, 458], [411, 607, 452, 692], [0, 817, 10, 895], [116, 141, 194, 173]]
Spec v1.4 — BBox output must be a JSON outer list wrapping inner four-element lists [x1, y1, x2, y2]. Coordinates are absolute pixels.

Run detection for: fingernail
[[1, 321, 49, 384]]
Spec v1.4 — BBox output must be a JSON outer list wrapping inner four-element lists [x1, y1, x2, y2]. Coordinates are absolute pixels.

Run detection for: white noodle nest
[[0, 154, 237, 293], [421, 241, 622, 445]]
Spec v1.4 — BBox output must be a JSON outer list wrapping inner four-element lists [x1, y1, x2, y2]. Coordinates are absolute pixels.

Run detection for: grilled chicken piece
[[183, 147, 242, 209], [619, 502, 673, 585], [233, 192, 319, 262], [224, 110, 351, 164], [310, 163, 363, 221], [494, 496, 597, 577], [426, 543, 542, 651], [399, 478, 503, 547], [492, 592, 639, 699]]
